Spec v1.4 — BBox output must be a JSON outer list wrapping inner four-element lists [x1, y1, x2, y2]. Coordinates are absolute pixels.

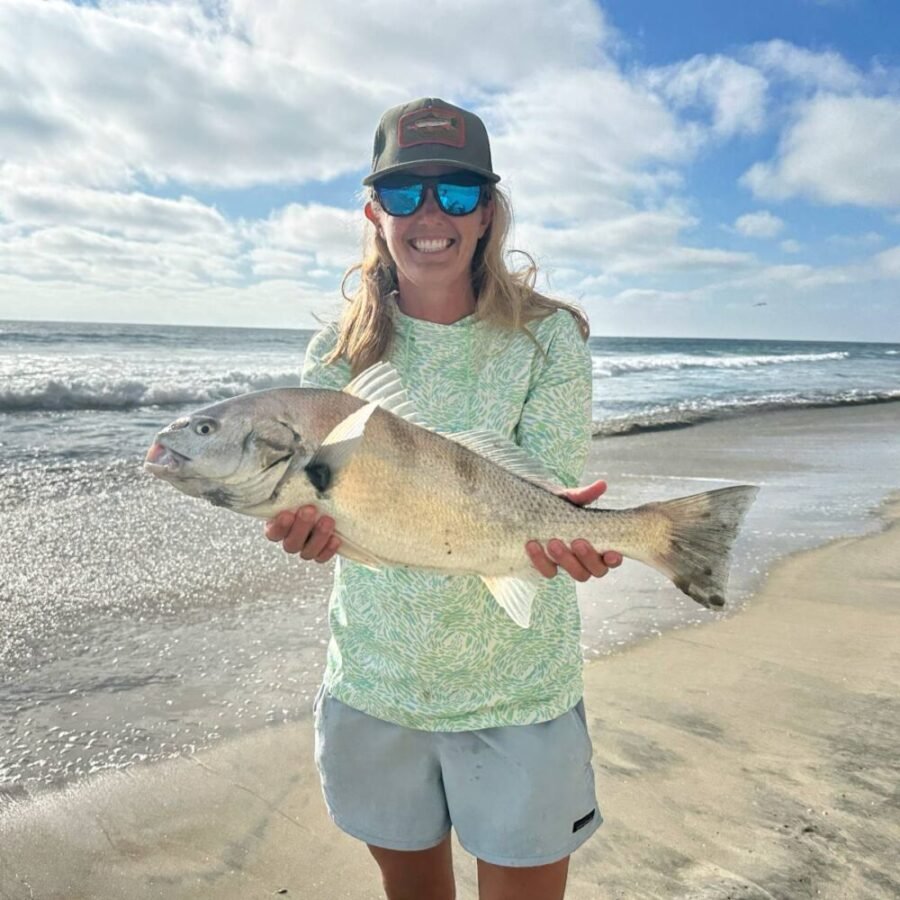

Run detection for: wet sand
[[1, 485, 897, 897]]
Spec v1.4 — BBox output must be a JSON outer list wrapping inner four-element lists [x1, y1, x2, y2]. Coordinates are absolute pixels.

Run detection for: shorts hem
[[328, 809, 451, 853], [455, 812, 603, 868]]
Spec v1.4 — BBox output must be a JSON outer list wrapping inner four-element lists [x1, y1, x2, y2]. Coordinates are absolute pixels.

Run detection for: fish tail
[[633, 484, 758, 608]]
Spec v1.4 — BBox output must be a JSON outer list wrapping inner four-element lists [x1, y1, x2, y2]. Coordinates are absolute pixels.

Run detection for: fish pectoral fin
[[308, 401, 380, 481], [333, 532, 385, 570], [481, 573, 542, 628]]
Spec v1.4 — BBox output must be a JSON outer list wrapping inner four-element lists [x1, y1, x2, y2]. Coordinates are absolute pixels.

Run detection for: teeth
[[411, 238, 452, 253]]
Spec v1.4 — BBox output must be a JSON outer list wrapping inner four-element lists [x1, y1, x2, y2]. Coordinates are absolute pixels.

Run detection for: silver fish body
[[145, 363, 758, 626]]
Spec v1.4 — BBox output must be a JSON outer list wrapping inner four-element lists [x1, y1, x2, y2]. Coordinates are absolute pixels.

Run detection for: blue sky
[[0, 0, 898, 340]]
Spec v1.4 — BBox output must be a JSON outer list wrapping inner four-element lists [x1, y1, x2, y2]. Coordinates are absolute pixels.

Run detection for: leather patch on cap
[[398, 107, 465, 148]]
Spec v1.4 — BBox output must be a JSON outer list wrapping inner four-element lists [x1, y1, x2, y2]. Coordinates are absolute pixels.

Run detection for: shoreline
[[2, 490, 898, 898]]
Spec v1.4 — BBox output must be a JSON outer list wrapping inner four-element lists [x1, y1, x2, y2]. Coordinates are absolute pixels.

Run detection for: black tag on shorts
[[572, 809, 596, 833]]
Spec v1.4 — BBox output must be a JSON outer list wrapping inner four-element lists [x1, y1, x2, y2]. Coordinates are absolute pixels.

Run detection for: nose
[[417, 185, 444, 217]]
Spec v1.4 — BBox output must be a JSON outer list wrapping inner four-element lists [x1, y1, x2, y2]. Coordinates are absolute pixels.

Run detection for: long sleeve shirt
[[301, 303, 593, 730]]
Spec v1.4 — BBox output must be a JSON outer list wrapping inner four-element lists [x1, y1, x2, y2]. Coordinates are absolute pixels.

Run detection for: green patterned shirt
[[301, 303, 593, 731]]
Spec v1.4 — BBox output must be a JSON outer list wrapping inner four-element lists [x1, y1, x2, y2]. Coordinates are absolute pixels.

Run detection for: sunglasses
[[373, 172, 488, 217]]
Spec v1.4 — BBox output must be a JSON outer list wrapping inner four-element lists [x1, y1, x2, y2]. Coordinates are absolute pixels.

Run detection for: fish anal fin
[[481, 573, 542, 628], [334, 531, 386, 570]]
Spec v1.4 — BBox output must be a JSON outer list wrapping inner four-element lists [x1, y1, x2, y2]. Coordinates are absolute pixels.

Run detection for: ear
[[364, 201, 380, 228]]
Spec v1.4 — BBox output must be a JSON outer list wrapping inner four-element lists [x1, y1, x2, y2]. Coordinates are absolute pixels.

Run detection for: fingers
[[559, 478, 608, 507], [264, 510, 296, 543], [548, 540, 594, 582], [315, 536, 342, 564], [602, 550, 623, 569], [300, 514, 336, 560], [526, 540, 558, 579], [527, 538, 623, 582], [264, 506, 340, 563]]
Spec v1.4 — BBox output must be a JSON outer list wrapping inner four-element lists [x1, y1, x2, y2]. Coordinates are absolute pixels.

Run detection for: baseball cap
[[363, 98, 501, 186]]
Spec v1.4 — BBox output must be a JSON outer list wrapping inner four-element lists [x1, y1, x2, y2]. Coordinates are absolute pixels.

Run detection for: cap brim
[[363, 159, 501, 185]]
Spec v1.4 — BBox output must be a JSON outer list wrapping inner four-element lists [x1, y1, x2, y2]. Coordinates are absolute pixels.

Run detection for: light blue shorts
[[313, 688, 602, 867]]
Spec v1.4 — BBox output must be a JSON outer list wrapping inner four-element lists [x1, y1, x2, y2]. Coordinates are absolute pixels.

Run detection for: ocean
[[2, 319, 899, 799]]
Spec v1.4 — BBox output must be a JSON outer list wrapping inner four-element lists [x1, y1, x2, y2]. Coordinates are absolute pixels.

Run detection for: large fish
[[144, 363, 758, 627]]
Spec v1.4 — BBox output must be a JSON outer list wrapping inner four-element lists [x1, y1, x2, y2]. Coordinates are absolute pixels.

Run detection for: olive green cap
[[363, 98, 501, 185]]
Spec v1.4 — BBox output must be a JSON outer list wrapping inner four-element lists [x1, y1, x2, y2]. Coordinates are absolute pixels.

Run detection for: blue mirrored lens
[[435, 183, 482, 215], [376, 184, 424, 216]]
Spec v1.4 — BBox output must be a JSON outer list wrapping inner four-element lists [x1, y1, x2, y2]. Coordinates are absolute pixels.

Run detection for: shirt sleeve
[[514, 311, 593, 488], [301, 322, 353, 390]]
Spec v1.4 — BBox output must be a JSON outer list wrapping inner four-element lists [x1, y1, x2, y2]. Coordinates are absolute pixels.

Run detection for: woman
[[266, 98, 622, 900]]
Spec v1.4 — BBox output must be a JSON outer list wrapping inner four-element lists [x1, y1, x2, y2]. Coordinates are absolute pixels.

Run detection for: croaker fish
[[144, 363, 758, 627]]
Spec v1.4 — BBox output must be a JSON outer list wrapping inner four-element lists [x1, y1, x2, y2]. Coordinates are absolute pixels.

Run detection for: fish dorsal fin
[[481, 573, 543, 628], [443, 430, 562, 492], [307, 401, 380, 486], [344, 363, 559, 492], [343, 362, 425, 426]]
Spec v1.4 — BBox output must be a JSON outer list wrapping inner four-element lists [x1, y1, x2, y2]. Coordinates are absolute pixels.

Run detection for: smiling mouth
[[409, 238, 454, 253]]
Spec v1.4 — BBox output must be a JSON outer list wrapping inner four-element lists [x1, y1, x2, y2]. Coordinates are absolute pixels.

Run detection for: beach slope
[[1, 502, 898, 900]]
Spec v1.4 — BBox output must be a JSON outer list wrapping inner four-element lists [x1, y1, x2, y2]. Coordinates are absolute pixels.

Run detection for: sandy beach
[[1, 410, 899, 899]]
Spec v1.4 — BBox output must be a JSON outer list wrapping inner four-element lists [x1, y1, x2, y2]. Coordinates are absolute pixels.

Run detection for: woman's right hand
[[264, 506, 342, 563]]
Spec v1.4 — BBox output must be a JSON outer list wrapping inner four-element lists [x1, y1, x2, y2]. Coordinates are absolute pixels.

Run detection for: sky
[[1, 0, 899, 341]]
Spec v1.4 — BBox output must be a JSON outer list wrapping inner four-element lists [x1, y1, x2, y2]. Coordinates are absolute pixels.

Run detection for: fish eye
[[193, 419, 218, 436]]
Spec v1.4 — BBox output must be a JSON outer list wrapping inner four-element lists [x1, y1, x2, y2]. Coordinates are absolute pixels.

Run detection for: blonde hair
[[327, 184, 589, 375]]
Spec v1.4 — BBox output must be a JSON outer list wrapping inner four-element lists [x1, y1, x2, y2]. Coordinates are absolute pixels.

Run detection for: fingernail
[[300, 506, 315, 522]]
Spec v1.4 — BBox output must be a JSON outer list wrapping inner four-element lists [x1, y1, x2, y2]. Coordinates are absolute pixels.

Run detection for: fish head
[[144, 391, 313, 512]]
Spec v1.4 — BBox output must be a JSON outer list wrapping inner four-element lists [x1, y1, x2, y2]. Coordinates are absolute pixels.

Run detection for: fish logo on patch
[[398, 106, 466, 148]]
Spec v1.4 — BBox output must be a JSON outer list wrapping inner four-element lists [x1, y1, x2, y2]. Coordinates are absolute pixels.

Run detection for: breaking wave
[[0, 371, 303, 413], [592, 389, 900, 437], [592, 351, 850, 377]]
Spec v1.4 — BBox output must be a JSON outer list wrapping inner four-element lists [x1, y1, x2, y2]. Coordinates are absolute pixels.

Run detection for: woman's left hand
[[526, 479, 623, 581]]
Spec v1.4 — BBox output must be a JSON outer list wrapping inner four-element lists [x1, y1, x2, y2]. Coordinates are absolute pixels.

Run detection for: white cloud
[[486, 68, 694, 223], [250, 203, 361, 271], [826, 231, 884, 247], [228, 0, 608, 90], [734, 211, 785, 238], [517, 208, 753, 279], [0, 0, 388, 189], [0, 170, 233, 242], [742, 94, 900, 207], [0, 271, 342, 328], [781, 239, 802, 253], [645, 54, 768, 137], [607, 287, 694, 304], [874, 244, 900, 277], [748, 39, 863, 91], [0, 225, 243, 287]]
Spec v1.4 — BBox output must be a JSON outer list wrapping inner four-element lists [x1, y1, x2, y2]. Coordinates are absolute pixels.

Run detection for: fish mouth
[[144, 441, 191, 475]]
